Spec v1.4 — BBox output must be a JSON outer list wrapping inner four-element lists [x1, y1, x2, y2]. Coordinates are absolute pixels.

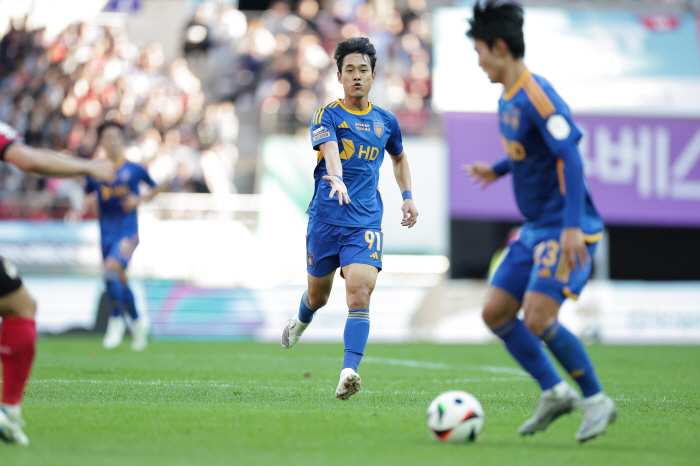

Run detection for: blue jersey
[[307, 99, 403, 229], [495, 70, 603, 235], [85, 159, 156, 244]]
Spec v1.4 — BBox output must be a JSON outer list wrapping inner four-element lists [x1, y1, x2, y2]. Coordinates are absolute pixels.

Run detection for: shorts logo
[[307, 249, 314, 268], [369, 252, 378, 260], [373, 120, 384, 138]]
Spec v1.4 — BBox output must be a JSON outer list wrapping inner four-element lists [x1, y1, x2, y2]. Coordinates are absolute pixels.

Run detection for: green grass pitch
[[3, 337, 699, 465]]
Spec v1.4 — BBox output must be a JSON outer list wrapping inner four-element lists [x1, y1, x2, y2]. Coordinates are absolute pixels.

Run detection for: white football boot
[[335, 368, 362, 400], [518, 382, 581, 435], [103, 315, 126, 349], [575, 393, 618, 442], [281, 317, 309, 349], [130, 317, 150, 352], [0, 408, 29, 446]]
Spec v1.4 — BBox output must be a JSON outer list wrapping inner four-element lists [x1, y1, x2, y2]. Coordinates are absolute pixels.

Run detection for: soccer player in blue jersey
[[281, 37, 419, 400], [86, 121, 166, 351], [462, 1, 616, 442]]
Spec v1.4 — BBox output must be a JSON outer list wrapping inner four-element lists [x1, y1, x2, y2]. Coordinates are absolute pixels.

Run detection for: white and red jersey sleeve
[[0, 121, 22, 161]]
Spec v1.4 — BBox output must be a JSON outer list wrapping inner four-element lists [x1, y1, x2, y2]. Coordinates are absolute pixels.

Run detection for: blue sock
[[297, 291, 317, 324], [541, 321, 602, 397], [342, 309, 370, 372], [124, 285, 139, 320], [492, 319, 562, 391], [105, 278, 125, 318]]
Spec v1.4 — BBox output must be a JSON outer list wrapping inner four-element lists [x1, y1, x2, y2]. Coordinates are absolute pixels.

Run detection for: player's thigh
[[526, 231, 597, 306], [0, 285, 36, 319], [489, 235, 533, 305], [104, 235, 138, 275], [339, 227, 384, 273], [341, 263, 378, 309], [482, 286, 521, 329], [522, 291, 561, 336], [306, 219, 341, 278], [307, 271, 335, 309]]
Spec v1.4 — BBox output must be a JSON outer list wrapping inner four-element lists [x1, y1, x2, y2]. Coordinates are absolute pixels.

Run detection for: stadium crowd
[[0, 0, 434, 220]]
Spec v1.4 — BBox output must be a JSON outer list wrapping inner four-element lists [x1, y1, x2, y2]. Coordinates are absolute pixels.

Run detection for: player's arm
[[4, 143, 116, 183], [311, 107, 349, 205], [462, 158, 508, 190], [319, 141, 350, 205], [121, 174, 169, 213], [390, 150, 418, 228], [529, 93, 589, 270]]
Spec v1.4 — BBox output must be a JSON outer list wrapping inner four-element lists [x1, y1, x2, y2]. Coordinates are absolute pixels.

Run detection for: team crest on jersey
[[373, 120, 384, 138], [119, 170, 130, 182], [307, 249, 314, 268]]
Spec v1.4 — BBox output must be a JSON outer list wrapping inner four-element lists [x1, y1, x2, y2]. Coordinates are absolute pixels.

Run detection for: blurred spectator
[[0, 16, 242, 219], [0, 0, 438, 219]]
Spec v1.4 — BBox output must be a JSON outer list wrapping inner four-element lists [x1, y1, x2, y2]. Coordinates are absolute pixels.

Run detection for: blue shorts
[[101, 234, 139, 268], [490, 227, 600, 305], [306, 218, 383, 278]]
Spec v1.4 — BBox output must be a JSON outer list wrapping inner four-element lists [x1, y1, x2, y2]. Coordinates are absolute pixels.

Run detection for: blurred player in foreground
[[85, 121, 165, 351], [463, 1, 616, 442], [0, 121, 115, 445], [281, 37, 419, 400]]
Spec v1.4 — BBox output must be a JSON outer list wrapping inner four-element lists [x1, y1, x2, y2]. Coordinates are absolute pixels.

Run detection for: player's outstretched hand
[[322, 175, 350, 205], [560, 227, 590, 270], [462, 163, 498, 190], [401, 199, 418, 228], [121, 194, 140, 213], [88, 160, 117, 184]]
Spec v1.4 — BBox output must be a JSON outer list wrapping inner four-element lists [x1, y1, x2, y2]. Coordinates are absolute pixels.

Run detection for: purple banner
[[447, 113, 700, 226]]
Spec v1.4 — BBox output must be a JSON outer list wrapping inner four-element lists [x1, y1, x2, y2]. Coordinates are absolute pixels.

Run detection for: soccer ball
[[426, 390, 485, 443]]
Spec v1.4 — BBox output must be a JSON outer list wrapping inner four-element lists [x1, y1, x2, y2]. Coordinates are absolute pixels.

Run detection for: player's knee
[[482, 302, 512, 329], [307, 289, 329, 309], [522, 309, 550, 336], [346, 284, 372, 309]]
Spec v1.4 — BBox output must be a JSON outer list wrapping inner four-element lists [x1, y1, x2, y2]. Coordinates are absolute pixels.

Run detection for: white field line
[[235, 353, 529, 376], [362, 356, 529, 376], [30, 379, 233, 388]]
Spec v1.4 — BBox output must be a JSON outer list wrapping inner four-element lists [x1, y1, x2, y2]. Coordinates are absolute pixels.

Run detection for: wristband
[[333, 175, 343, 182], [402, 190, 412, 201]]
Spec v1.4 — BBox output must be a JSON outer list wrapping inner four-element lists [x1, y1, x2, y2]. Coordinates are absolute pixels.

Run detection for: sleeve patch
[[546, 114, 571, 141], [313, 131, 330, 142]]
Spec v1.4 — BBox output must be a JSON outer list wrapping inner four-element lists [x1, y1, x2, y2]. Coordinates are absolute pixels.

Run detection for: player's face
[[474, 39, 505, 85], [337, 53, 375, 99], [99, 127, 124, 162]]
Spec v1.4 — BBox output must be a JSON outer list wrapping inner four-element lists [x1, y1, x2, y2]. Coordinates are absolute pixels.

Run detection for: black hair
[[334, 37, 377, 73], [466, 1, 525, 59], [97, 121, 125, 140]]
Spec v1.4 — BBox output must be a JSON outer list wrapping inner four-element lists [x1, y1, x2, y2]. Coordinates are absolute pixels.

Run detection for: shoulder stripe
[[313, 109, 320, 125], [523, 75, 556, 118], [315, 101, 339, 124]]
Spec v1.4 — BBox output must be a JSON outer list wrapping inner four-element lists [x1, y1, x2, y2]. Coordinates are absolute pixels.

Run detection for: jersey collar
[[503, 68, 531, 101], [337, 98, 373, 115]]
